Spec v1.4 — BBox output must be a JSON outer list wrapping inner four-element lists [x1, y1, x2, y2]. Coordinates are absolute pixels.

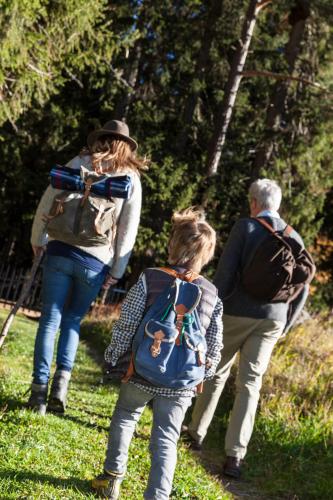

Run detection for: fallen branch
[[27, 63, 52, 78]]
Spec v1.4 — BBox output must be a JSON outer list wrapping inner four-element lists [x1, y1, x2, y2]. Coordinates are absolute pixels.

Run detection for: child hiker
[[92, 208, 223, 500]]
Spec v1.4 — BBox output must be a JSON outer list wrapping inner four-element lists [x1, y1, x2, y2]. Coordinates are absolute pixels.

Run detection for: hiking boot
[[92, 471, 124, 499], [223, 456, 243, 479], [181, 425, 203, 451], [26, 383, 48, 416], [47, 369, 71, 414]]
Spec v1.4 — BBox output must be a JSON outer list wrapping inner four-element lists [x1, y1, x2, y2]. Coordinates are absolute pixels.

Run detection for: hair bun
[[171, 206, 206, 226]]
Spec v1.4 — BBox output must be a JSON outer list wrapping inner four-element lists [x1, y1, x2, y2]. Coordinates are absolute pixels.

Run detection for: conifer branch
[[27, 63, 52, 78], [110, 65, 135, 90], [241, 70, 332, 94]]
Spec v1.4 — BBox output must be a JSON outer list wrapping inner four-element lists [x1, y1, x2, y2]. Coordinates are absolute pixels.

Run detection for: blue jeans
[[104, 382, 192, 500], [33, 255, 105, 384]]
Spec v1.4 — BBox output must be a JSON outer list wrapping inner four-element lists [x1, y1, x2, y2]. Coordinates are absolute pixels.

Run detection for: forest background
[[0, 0, 333, 311], [0, 2, 332, 498]]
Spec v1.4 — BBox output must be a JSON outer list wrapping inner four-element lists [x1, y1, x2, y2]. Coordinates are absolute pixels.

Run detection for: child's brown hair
[[168, 207, 216, 272]]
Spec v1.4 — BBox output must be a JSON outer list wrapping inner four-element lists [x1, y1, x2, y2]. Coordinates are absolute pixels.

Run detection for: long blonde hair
[[81, 136, 149, 174], [168, 207, 216, 272]]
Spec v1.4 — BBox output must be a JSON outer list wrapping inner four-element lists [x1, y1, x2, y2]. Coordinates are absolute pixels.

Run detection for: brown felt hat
[[87, 120, 138, 151]]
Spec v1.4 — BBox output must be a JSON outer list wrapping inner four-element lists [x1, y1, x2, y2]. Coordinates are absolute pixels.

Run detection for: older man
[[184, 178, 312, 478]]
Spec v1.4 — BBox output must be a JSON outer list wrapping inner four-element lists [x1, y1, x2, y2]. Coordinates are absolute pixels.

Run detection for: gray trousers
[[188, 314, 284, 459], [104, 382, 192, 500]]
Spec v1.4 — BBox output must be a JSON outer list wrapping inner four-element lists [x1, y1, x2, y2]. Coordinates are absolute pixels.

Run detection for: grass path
[[1, 309, 332, 499], [0, 310, 231, 499]]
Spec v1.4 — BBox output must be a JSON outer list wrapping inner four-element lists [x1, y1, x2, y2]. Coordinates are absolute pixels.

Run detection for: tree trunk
[[176, 0, 224, 154], [206, 0, 269, 176], [253, 0, 310, 175], [113, 43, 142, 121]]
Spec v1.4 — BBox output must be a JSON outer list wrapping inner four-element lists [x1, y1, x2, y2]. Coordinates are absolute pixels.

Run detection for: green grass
[[195, 318, 333, 500], [0, 310, 230, 499], [1, 309, 332, 500]]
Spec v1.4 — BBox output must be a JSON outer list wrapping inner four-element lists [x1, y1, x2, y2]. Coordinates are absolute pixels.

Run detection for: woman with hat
[[28, 120, 148, 415]]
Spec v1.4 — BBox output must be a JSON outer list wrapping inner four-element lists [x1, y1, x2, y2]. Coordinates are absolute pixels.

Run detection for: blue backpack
[[131, 268, 207, 389]]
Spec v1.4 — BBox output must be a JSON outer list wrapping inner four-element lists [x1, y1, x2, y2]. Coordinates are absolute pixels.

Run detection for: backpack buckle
[[81, 178, 93, 206], [150, 330, 165, 358], [196, 343, 205, 366], [175, 303, 187, 345]]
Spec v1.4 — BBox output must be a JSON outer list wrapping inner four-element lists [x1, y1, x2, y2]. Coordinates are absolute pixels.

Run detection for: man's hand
[[102, 274, 119, 290]]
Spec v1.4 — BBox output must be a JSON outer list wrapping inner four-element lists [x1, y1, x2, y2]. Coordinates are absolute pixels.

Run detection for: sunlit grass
[[0, 309, 230, 499], [200, 317, 333, 499], [1, 308, 332, 499]]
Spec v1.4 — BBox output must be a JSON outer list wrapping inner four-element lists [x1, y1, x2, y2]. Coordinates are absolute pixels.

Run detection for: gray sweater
[[31, 155, 142, 279], [214, 216, 308, 329]]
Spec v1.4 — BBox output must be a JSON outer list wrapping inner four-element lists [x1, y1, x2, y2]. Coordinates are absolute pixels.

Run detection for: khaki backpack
[[43, 167, 117, 248]]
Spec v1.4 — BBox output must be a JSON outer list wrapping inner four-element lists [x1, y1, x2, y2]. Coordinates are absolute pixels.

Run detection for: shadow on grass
[[67, 404, 112, 421], [0, 394, 27, 412], [0, 389, 110, 434], [0, 469, 91, 494], [80, 323, 109, 364], [48, 410, 110, 433]]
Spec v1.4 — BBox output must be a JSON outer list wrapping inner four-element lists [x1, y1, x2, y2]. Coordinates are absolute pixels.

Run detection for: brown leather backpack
[[241, 218, 316, 303]]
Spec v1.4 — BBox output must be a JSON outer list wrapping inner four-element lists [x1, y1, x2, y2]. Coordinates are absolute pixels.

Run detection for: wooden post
[[0, 254, 43, 349]]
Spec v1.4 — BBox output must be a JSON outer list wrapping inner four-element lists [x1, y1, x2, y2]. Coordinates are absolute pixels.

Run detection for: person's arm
[[283, 284, 309, 336], [30, 184, 62, 251], [108, 173, 142, 280], [104, 274, 147, 365], [204, 297, 223, 379], [282, 227, 312, 335], [213, 220, 245, 299]]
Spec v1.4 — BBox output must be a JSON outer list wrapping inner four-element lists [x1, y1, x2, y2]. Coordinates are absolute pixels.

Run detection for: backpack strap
[[255, 217, 293, 239], [42, 192, 68, 222], [80, 178, 94, 206], [158, 267, 201, 346], [122, 353, 134, 383], [155, 267, 205, 393], [158, 266, 200, 283], [283, 224, 293, 237]]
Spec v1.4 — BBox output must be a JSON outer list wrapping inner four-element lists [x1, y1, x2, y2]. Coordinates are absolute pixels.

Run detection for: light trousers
[[188, 314, 284, 459]]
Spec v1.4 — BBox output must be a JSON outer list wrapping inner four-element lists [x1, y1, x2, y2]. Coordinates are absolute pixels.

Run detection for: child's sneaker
[[92, 471, 123, 499]]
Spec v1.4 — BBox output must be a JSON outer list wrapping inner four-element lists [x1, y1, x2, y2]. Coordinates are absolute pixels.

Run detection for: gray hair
[[249, 178, 282, 211]]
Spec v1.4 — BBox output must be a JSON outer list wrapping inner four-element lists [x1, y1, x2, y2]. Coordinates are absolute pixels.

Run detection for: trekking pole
[[0, 253, 43, 350]]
